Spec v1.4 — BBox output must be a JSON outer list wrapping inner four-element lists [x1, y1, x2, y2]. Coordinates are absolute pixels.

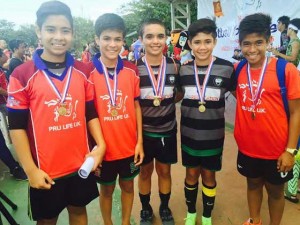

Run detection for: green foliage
[[0, 19, 16, 42], [0, 0, 197, 54], [119, 0, 197, 44], [73, 17, 95, 57], [14, 24, 37, 47]]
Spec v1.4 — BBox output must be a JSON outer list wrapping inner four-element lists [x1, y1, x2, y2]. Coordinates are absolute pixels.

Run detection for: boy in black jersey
[[179, 18, 235, 225], [136, 19, 182, 225]]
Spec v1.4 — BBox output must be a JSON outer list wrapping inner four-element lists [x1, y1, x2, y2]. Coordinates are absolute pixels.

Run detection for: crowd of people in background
[[0, 1, 300, 225]]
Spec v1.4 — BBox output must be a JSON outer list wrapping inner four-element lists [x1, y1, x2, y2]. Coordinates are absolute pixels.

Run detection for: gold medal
[[111, 108, 118, 117], [58, 104, 67, 116], [153, 97, 161, 107], [198, 104, 206, 112]]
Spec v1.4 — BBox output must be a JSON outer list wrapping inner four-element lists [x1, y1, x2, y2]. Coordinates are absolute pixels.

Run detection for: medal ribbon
[[144, 56, 167, 98], [194, 56, 214, 103], [100, 58, 118, 107], [43, 67, 72, 104], [246, 57, 268, 110]]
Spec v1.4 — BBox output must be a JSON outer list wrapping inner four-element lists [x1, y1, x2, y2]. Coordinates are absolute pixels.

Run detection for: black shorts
[[182, 150, 222, 171], [237, 151, 293, 185], [29, 174, 98, 221], [95, 155, 139, 185], [142, 134, 178, 165]]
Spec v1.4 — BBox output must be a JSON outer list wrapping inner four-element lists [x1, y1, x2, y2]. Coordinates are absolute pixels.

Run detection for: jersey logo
[[168, 75, 176, 84], [44, 94, 78, 122], [214, 77, 223, 86], [100, 90, 129, 121]]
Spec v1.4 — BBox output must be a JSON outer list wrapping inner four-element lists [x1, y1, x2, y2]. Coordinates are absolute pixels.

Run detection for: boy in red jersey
[[234, 13, 300, 225], [89, 13, 144, 225], [7, 1, 106, 224]]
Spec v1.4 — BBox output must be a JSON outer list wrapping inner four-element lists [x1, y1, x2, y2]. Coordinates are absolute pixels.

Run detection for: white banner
[[197, 0, 300, 62]]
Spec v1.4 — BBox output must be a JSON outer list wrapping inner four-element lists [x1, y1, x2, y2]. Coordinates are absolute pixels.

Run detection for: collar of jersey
[[92, 53, 123, 79], [33, 49, 74, 81]]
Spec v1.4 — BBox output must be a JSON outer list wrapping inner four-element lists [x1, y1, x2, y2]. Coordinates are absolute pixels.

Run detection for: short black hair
[[277, 16, 290, 28], [239, 13, 271, 43], [289, 18, 300, 34], [8, 39, 24, 52], [139, 19, 166, 38], [95, 13, 126, 37], [188, 18, 217, 41], [36, 1, 73, 29]]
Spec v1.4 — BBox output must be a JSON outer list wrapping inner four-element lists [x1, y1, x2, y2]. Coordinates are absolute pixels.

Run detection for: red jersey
[[234, 58, 300, 159], [0, 68, 7, 104], [7, 50, 94, 179], [89, 55, 140, 161]]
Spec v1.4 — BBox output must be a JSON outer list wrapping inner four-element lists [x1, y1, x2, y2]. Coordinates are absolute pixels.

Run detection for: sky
[[0, 0, 132, 26]]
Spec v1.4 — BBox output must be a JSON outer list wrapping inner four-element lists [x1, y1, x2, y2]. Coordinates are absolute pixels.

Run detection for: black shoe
[[140, 206, 153, 225], [10, 166, 28, 181], [159, 206, 174, 225], [284, 190, 299, 203]]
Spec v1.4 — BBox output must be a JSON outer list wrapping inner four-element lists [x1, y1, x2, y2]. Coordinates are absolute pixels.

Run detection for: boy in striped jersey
[[179, 18, 236, 225], [136, 19, 182, 225]]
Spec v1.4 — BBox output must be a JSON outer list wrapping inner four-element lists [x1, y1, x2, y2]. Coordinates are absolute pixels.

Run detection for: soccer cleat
[[184, 212, 197, 225], [202, 216, 212, 225], [284, 190, 299, 203], [159, 206, 174, 225], [140, 206, 154, 225], [243, 218, 262, 225]]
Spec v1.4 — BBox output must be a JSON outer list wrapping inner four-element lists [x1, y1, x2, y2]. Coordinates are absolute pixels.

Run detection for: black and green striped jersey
[[137, 57, 180, 137], [180, 57, 235, 156]]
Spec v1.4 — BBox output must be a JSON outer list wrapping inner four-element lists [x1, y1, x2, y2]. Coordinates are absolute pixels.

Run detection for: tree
[[73, 17, 95, 57], [14, 24, 37, 47], [0, 19, 16, 42], [118, 0, 197, 44]]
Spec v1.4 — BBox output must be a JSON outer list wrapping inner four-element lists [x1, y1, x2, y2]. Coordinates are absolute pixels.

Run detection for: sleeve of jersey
[[6, 74, 30, 110], [285, 63, 300, 100], [228, 68, 237, 92]]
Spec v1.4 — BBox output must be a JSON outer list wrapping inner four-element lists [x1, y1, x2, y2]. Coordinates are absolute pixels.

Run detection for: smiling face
[[97, 29, 123, 67], [36, 15, 73, 62], [188, 32, 216, 65], [141, 24, 166, 58], [240, 33, 269, 68]]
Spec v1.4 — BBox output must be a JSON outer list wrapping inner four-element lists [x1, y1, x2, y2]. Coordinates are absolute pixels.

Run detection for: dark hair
[[139, 19, 166, 38], [289, 18, 300, 34], [188, 18, 217, 41], [36, 1, 73, 29], [8, 39, 24, 52], [277, 16, 290, 28], [0, 48, 3, 57], [239, 13, 271, 43], [95, 13, 126, 37]]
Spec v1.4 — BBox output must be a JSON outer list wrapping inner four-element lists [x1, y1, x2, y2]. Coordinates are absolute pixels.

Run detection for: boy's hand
[[85, 145, 106, 171], [27, 168, 55, 189], [134, 142, 144, 166], [277, 151, 295, 172]]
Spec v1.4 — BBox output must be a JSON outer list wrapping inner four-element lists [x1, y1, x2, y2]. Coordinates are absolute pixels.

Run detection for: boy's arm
[[0, 87, 7, 96], [10, 129, 54, 189], [134, 100, 144, 166], [277, 98, 300, 172], [86, 118, 106, 170]]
